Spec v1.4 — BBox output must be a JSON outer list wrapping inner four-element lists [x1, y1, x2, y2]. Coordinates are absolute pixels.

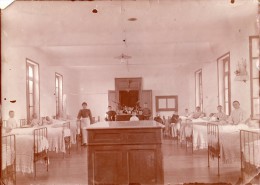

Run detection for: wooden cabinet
[[87, 121, 164, 185]]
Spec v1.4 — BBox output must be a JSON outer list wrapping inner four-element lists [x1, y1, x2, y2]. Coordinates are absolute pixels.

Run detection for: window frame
[[55, 72, 63, 118], [217, 52, 231, 115], [26, 58, 40, 121], [249, 35, 260, 120], [195, 69, 203, 110], [155, 95, 178, 112]]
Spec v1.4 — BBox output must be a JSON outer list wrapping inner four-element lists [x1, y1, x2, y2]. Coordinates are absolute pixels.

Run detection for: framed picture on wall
[[155, 95, 178, 112]]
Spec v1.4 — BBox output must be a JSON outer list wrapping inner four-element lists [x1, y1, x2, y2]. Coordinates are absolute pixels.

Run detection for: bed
[[207, 122, 258, 176], [15, 127, 49, 177], [33, 127, 49, 177], [176, 118, 208, 151], [2, 134, 16, 185], [240, 129, 260, 184], [62, 121, 71, 155]]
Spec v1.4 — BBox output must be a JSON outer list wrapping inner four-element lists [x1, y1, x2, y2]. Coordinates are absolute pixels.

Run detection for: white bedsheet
[[2, 144, 15, 170], [16, 135, 48, 173]]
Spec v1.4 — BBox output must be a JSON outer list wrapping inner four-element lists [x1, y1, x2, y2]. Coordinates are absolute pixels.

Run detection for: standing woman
[[77, 102, 93, 146]]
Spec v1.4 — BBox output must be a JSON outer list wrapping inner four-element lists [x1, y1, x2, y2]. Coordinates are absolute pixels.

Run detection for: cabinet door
[[92, 150, 128, 184], [140, 90, 153, 115], [128, 149, 161, 184]]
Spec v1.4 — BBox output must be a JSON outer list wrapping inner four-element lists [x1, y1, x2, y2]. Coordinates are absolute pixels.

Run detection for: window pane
[[224, 75, 228, 88], [253, 98, 260, 117], [224, 61, 229, 72], [252, 79, 260, 98], [225, 103, 229, 115], [56, 87, 59, 96], [56, 77, 59, 87], [252, 38, 259, 58], [29, 94, 34, 105], [252, 58, 259, 79], [29, 107, 34, 119], [29, 80, 33, 93], [225, 89, 229, 102], [28, 65, 33, 78]]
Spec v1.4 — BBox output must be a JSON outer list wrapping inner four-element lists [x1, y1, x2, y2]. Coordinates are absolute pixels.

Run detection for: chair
[[170, 121, 182, 146], [76, 120, 82, 149], [20, 119, 27, 127], [63, 121, 71, 156]]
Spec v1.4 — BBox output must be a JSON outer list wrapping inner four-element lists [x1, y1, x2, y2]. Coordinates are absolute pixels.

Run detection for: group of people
[[151, 100, 249, 138], [104, 103, 152, 121], [185, 100, 246, 125], [3, 110, 54, 133]]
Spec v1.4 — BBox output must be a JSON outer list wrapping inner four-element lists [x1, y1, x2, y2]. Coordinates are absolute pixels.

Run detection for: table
[[87, 120, 164, 185]]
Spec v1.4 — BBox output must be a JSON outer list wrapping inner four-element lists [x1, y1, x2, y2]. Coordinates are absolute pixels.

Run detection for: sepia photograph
[[0, 0, 259, 184]]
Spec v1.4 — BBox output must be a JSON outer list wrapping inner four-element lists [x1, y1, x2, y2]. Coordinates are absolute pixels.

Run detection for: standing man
[[142, 102, 151, 120]]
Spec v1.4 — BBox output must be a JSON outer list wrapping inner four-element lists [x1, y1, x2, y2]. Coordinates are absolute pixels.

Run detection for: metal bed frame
[[240, 129, 260, 184], [63, 121, 71, 156], [33, 127, 48, 178], [1, 134, 16, 185], [207, 123, 220, 176]]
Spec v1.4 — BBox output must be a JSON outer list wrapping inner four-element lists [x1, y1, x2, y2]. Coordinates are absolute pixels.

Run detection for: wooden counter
[[87, 120, 164, 185]]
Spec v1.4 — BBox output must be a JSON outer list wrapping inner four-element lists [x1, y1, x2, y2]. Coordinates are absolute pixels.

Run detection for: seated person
[[142, 103, 151, 120], [30, 113, 40, 127], [105, 106, 117, 121], [212, 105, 227, 122], [184, 108, 190, 117], [122, 106, 128, 114], [170, 112, 181, 138], [228, 100, 247, 125], [130, 111, 139, 121], [154, 112, 164, 124], [42, 116, 53, 125], [6, 110, 18, 132], [192, 106, 204, 119]]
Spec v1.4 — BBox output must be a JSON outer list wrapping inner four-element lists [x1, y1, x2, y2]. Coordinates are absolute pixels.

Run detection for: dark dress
[[106, 110, 117, 121]]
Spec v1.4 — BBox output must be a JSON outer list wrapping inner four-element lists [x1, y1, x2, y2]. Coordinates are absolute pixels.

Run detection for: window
[[249, 36, 259, 119], [155, 96, 178, 112], [195, 69, 203, 110], [26, 59, 40, 120], [217, 52, 231, 115], [55, 73, 63, 118]]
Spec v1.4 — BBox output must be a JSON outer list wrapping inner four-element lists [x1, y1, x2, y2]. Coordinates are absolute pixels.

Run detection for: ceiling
[[2, 0, 259, 67]]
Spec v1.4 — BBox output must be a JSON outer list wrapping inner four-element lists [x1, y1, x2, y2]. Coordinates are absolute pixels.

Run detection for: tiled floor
[[16, 139, 254, 185]]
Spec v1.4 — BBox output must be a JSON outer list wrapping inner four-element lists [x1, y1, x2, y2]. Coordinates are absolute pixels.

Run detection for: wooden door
[[140, 90, 153, 116], [108, 90, 117, 111]]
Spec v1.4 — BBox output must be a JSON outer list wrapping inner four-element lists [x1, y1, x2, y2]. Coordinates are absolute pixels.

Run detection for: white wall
[[187, 18, 258, 117], [1, 47, 80, 120], [74, 64, 191, 120]]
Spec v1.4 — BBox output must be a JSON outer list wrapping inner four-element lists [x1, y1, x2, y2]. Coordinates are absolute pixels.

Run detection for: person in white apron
[[77, 102, 93, 146]]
